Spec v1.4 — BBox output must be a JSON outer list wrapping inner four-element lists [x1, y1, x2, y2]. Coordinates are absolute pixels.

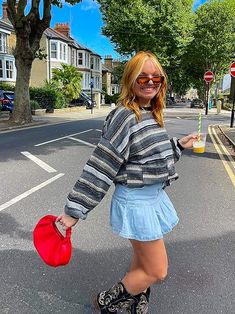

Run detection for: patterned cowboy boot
[[94, 281, 133, 313], [94, 282, 150, 314], [128, 287, 151, 314]]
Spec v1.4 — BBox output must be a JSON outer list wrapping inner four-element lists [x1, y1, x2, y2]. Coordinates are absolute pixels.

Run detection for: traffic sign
[[204, 71, 214, 82], [229, 62, 235, 77]]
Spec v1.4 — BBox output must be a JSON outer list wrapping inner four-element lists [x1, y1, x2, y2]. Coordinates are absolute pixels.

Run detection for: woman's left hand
[[178, 134, 198, 149]]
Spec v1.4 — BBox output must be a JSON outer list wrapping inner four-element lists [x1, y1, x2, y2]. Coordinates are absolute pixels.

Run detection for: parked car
[[190, 99, 204, 108], [0, 90, 14, 113], [70, 91, 96, 109]]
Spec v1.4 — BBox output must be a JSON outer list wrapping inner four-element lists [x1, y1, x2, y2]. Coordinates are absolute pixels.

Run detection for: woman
[[57, 51, 197, 313]]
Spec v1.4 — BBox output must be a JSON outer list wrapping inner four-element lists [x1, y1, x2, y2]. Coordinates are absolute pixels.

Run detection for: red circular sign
[[204, 71, 214, 82], [230, 62, 235, 77]]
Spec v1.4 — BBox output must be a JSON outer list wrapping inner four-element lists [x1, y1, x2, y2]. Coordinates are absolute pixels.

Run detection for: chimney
[[54, 23, 70, 38], [2, 2, 8, 19], [104, 55, 113, 69], [2, 1, 18, 20]]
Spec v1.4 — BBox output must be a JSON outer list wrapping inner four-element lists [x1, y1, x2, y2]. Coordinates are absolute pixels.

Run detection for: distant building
[[0, 2, 16, 84], [31, 23, 102, 107], [102, 55, 121, 97]]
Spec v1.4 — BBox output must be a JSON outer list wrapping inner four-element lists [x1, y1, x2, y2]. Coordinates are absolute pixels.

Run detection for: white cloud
[[80, 0, 100, 11]]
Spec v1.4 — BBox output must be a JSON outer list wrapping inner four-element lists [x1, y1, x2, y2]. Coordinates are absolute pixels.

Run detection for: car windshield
[[4, 93, 14, 100]]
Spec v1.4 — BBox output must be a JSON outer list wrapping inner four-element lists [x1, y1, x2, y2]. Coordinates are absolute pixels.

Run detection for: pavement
[[0, 105, 235, 149]]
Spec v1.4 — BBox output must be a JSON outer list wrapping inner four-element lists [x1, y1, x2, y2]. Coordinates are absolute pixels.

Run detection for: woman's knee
[[145, 266, 168, 283]]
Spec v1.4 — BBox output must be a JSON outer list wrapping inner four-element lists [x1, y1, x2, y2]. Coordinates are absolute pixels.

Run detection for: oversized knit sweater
[[64, 106, 182, 220]]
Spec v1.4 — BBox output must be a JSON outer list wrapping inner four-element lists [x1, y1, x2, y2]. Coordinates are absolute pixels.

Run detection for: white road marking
[[0, 173, 64, 212], [67, 136, 96, 148], [35, 129, 93, 146], [95, 129, 102, 132], [21, 151, 57, 173]]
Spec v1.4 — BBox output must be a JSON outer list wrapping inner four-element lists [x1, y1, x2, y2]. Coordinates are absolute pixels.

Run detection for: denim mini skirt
[[110, 182, 179, 241]]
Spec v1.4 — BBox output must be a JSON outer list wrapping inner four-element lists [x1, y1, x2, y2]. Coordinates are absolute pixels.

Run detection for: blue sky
[[0, 0, 208, 59]]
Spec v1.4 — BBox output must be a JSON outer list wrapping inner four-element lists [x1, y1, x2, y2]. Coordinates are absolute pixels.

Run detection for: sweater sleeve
[[170, 137, 182, 163], [64, 107, 133, 220]]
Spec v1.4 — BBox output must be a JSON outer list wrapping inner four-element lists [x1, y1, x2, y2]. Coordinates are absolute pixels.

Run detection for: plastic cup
[[193, 133, 206, 153]]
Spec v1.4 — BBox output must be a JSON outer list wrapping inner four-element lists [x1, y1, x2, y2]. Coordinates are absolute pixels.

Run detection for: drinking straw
[[198, 111, 202, 141]]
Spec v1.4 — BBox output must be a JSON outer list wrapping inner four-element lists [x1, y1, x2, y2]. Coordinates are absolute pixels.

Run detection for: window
[[71, 50, 75, 65], [0, 33, 7, 53], [90, 56, 94, 70], [51, 41, 57, 59], [85, 53, 89, 67], [6, 60, 13, 78], [0, 60, 3, 77], [95, 58, 100, 71], [78, 52, 83, 65]]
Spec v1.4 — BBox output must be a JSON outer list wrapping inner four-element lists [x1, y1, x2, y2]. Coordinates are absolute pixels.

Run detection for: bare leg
[[122, 238, 168, 295]]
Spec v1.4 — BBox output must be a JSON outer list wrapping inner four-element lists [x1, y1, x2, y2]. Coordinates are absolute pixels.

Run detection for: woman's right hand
[[56, 214, 79, 230]]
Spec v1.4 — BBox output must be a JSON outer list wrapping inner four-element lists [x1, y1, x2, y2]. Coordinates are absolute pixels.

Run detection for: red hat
[[33, 215, 72, 267]]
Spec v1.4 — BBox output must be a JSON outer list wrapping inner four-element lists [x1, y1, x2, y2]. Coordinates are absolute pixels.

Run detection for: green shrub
[[104, 93, 120, 104], [30, 100, 41, 110], [29, 87, 58, 110], [0, 83, 15, 91]]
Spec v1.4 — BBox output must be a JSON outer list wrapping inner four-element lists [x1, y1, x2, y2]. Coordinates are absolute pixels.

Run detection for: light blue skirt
[[110, 183, 179, 241]]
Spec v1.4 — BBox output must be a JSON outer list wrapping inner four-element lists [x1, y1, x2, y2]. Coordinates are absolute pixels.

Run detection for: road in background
[[0, 109, 234, 314]]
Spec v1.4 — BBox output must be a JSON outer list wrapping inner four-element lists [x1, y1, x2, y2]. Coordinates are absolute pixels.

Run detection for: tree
[[52, 63, 82, 103], [6, 0, 81, 124], [98, 0, 194, 95], [184, 0, 235, 98]]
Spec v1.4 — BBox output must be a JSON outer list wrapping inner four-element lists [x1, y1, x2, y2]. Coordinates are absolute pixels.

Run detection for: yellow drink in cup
[[193, 133, 206, 154]]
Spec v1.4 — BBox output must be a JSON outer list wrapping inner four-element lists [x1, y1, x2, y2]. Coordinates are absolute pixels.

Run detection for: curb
[[218, 125, 235, 149]]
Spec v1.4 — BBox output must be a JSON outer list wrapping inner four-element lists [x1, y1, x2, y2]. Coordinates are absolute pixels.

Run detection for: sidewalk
[[0, 106, 234, 149]]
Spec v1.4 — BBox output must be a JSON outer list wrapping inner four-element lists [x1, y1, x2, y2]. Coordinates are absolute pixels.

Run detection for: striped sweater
[[64, 106, 182, 220]]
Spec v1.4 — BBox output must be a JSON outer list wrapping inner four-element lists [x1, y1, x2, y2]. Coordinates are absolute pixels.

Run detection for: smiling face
[[133, 59, 162, 106]]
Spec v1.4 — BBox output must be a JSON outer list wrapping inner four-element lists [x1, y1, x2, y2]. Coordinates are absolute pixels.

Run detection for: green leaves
[[52, 64, 82, 103]]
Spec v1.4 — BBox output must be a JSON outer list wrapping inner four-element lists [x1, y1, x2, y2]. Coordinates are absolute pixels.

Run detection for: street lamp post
[[90, 72, 94, 114]]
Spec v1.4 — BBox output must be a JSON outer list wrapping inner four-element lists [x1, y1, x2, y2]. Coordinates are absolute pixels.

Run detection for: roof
[[0, 18, 14, 32], [44, 28, 71, 42], [44, 27, 101, 57], [102, 64, 112, 72]]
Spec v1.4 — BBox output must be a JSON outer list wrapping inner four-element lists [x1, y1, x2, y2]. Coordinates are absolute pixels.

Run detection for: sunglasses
[[136, 75, 164, 86]]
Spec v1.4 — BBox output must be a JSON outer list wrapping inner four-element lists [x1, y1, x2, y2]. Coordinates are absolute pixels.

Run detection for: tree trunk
[[9, 43, 33, 124]]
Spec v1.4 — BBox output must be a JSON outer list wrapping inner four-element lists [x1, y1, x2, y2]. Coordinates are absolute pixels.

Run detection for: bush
[[104, 93, 120, 104], [30, 100, 41, 110], [0, 82, 15, 91], [29, 87, 64, 111]]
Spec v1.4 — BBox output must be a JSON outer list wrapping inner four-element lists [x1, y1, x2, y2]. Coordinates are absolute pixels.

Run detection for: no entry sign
[[230, 62, 235, 77], [204, 71, 214, 82]]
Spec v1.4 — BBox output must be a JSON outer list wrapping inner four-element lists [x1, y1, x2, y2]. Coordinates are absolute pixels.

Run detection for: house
[[0, 2, 16, 84], [31, 23, 102, 107], [102, 55, 121, 96]]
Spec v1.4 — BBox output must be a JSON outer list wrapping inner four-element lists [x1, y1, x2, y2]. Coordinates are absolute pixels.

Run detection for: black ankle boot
[[129, 287, 151, 314], [94, 281, 131, 313], [94, 283, 150, 314]]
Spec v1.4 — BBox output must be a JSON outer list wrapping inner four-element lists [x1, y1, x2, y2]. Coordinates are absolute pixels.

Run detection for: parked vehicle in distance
[[0, 90, 14, 113], [190, 99, 204, 108], [70, 91, 96, 109]]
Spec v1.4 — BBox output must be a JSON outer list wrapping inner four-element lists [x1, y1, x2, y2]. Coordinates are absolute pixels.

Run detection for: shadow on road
[[0, 213, 234, 314]]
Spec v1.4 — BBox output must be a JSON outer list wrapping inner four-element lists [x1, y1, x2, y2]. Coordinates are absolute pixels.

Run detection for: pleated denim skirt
[[110, 182, 179, 241]]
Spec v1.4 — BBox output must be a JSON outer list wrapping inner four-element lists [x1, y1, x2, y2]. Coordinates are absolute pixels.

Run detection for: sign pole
[[229, 62, 235, 128], [230, 78, 235, 128], [204, 71, 214, 115]]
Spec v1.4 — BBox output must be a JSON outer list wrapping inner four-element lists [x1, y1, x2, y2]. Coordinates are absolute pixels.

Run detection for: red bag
[[33, 215, 72, 267]]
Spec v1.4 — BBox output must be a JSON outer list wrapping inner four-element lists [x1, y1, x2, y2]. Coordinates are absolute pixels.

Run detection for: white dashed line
[[21, 151, 57, 173], [35, 129, 93, 146], [67, 137, 96, 148], [0, 173, 64, 212]]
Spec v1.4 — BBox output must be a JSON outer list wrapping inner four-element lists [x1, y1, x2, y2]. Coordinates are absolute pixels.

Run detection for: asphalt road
[[0, 112, 234, 314]]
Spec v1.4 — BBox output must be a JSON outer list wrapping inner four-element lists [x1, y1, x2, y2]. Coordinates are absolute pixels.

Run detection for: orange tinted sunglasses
[[136, 75, 164, 86]]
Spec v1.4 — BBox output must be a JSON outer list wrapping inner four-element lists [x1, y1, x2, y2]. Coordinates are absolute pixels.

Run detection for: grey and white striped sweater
[[65, 106, 182, 220]]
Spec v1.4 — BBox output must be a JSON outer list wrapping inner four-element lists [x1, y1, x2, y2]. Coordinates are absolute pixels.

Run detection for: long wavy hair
[[117, 51, 167, 127]]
